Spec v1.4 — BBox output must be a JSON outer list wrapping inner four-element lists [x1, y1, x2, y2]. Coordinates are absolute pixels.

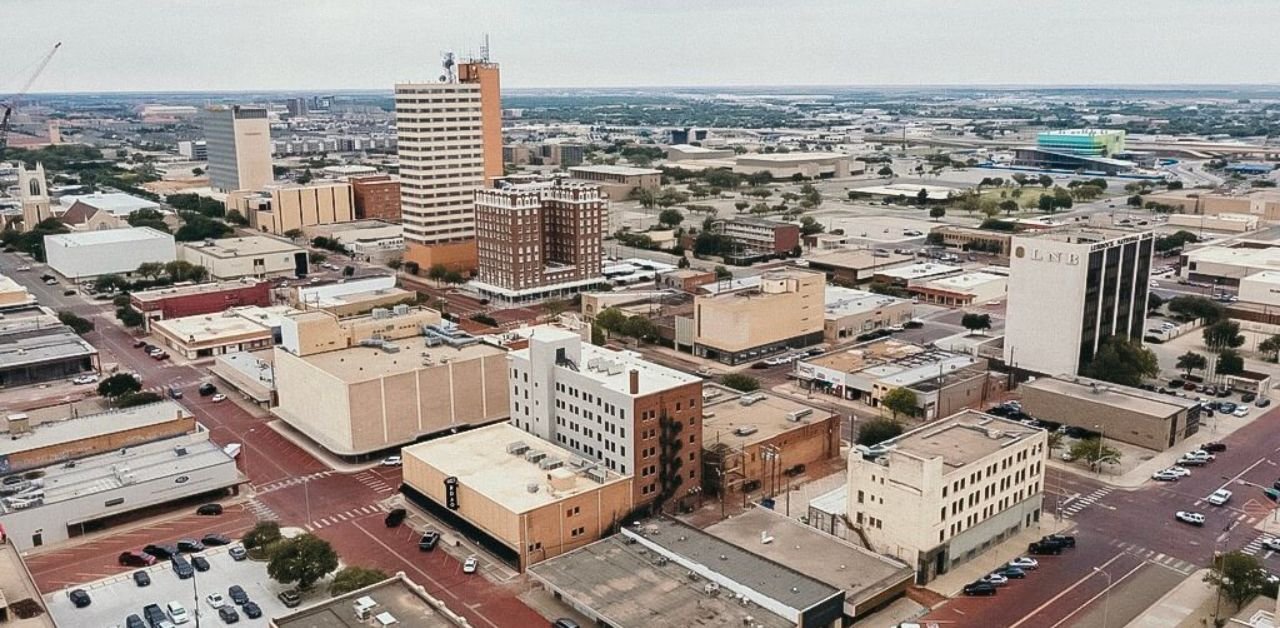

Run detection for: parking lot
[[46, 545, 299, 627]]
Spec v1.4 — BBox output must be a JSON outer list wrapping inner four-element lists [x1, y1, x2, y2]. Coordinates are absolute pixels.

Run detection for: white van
[[166, 601, 189, 624]]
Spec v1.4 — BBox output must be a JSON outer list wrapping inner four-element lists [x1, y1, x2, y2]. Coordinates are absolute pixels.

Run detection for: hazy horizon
[[4, 0, 1280, 93]]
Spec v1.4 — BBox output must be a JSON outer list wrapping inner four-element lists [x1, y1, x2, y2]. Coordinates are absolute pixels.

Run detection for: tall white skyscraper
[[202, 105, 273, 193]]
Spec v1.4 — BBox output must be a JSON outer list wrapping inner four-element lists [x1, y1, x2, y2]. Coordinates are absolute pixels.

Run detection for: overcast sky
[[5, 0, 1280, 93]]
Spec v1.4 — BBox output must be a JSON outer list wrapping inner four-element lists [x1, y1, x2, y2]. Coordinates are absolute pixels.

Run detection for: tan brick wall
[[1020, 386, 1188, 451], [9, 415, 195, 472]]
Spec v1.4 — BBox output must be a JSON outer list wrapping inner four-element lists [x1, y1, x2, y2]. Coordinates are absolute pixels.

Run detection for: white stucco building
[[43, 227, 177, 279]]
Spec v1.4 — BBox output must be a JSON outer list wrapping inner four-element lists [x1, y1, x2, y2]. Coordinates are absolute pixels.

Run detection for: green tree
[[620, 315, 658, 341], [658, 209, 684, 227], [915, 188, 929, 205], [999, 199, 1019, 215], [960, 313, 992, 335], [734, 200, 749, 212], [882, 387, 918, 420], [1206, 551, 1266, 612], [115, 305, 145, 328], [117, 391, 164, 407], [595, 307, 628, 333], [929, 206, 946, 221], [224, 209, 249, 226], [1083, 336, 1160, 387], [1217, 349, 1245, 376], [1167, 296, 1224, 322], [877, 166, 894, 177], [173, 213, 232, 241], [98, 373, 142, 398], [1069, 437, 1122, 471], [1038, 174, 1053, 188], [126, 207, 170, 233], [135, 262, 166, 280], [443, 270, 466, 284], [799, 216, 824, 236], [308, 252, 327, 265], [267, 534, 339, 592], [427, 264, 448, 282], [677, 255, 691, 269], [629, 187, 656, 209], [1047, 431, 1063, 453], [402, 261, 419, 276], [1176, 351, 1208, 377], [714, 265, 732, 280], [329, 567, 389, 596], [1258, 334, 1280, 362], [1203, 320, 1245, 352], [282, 229, 304, 240], [720, 373, 760, 392], [57, 311, 94, 335], [1127, 194, 1143, 207], [591, 323, 606, 346], [543, 299, 569, 320], [857, 418, 904, 447]]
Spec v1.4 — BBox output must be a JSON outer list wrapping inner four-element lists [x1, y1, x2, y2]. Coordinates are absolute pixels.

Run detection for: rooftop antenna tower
[[480, 34, 491, 62], [440, 51, 457, 83]]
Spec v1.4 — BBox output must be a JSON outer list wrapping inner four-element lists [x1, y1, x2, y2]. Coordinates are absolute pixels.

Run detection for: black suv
[[68, 589, 91, 608], [197, 503, 223, 516], [198, 382, 218, 396], [228, 585, 249, 605], [963, 581, 997, 596], [1042, 534, 1076, 548], [202, 533, 232, 546], [419, 531, 441, 551], [177, 539, 205, 553], [143, 544, 178, 560], [143, 603, 166, 627], [1028, 541, 1063, 555], [218, 606, 240, 624], [385, 508, 407, 527], [171, 555, 194, 579]]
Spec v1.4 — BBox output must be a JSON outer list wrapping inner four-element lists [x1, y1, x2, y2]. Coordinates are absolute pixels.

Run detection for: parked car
[[133, 570, 151, 587], [119, 551, 157, 566], [143, 544, 178, 560], [127, 614, 147, 628], [143, 603, 166, 626], [1152, 469, 1180, 482], [1175, 511, 1206, 526], [242, 601, 262, 619], [1042, 534, 1076, 548], [277, 590, 301, 608], [218, 606, 240, 624], [385, 508, 407, 527], [228, 545, 247, 561], [1208, 489, 1233, 506], [1178, 457, 1208, 467], [205, 593, 226, 609], [981, 573, 1009, 586], [71, 374, 98, 385], [202, 533, 231, 546], [1008, 557, 1039, 570], [210, 393, 226, 402], [996, 566, 1026, 579], [1220, 402, 1237, 414], [963, 581, 997, 596], [167, 601, 190, 625], [1203, 442, 1228, 453], [198, 383, 218, 396], [419, 531, 441, 551], [1235, 406, 1251, 418], [1243, 392, 1258, 403], [192, 555, 210, 572], [228, 585, 249, 605], [552, 619, 582, 628], [196, 503, 223, 516], [171, 555, 194, 579], [177, 539, 204, 553], [1165, 466, 1192, 478], [463, 556, 479, 574], [381, 455, 402, 467], [68, 589, 91, 608], [1258, 398, 1273, 408]]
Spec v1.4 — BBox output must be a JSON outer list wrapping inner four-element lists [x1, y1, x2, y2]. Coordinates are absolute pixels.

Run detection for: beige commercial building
[[303, 220, 404, 264], [226, 181, 355, 235], [1020, 375, 1202, 451], [848, 410, 1046, 583], [179, 235, 308, 279], [731, 152, 853, 180], [0, 274, 35, 309], [396, 60, 501, 273], [804, 249, 915, 286], [1181, 242, 1280, 287], [909, 271, 1008, 307], [270, 573, 467, 628], [1239, 271, 1280, 306], [929, 225, 1013, 258], [151, 305, 296, 359], [272, 308, 508, 457], [203, 105, 273, 193], [701, 387, 841, 499], [823, 286, 914, 343], [692, 269, 826, 365], [1166, 212, 1260, 233], [567, 165, 661, 200], [796, 340, 986, 417], [1145, 189, 1280, 221], [290, 275, 416, 317], [665, 144, 735, 161], [401, 422, 633, 570]]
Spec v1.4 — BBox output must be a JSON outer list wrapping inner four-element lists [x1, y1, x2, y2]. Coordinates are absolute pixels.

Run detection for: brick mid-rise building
[[350, 175, 401, 222], [473, 182, 605, 303], [130, 280, 272, 331]]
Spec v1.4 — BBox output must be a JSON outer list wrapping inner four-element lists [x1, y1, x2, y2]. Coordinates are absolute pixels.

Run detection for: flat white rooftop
[[182, 235, 303, 258], [516, 327, 701, 397], [917, 271, 1008, 293], [1186, 245, 1280, 269], [153, 305, 296, 343], [131, 280, 264, 303], [60, 192, 162, 215], [403, 423, 627, 513], [569, 164, 662, 177], [875, 262, 963, 281], [45, 226, 171, 247], [0, 401, 190, 457], [1245, 270, 1280, 286], [824, 286, 909, 318]]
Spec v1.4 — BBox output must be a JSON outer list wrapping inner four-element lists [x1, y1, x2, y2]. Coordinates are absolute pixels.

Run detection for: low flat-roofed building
[[529, 516, 845, 628], [1181, 243, 1280, 287], [909, 271, 1008, 307], [712, 217, 801, 261], [664, 144, 735, 161], [269, 573, 468, 628], [0, 402, 239, 550], [657, 268, 716, 293], [0, 320, 98, 387], [930, 225, 1012, 258], [272, 311, 507, 457], [1166, 212, 1259, 233], [1144, 189, 1280, 221], [567, 164, 661, 199], [873, 262, 963, 287], [290, 275, 415, 317], [178, 235, 308, 280], [0, 400, 194, 472], [701, 386, 841, 497], [732, 152, 853, 180], [0, 273, 35, 309], [44, 227, 176, 279], [693, 269, 826, 365], [706, 508, 913, 621], [796, 339, 981, 415], [130, 280, 272, 331], [804, 249, 914, 286], [823, 286, 914, 343], [151, 305, 296, 359], [1020, 375, 1202, 451], [0, 532, 54, 627], [848, 410, 1046, 583], [401, 422, 633, 571], [208, 350, 276, 407], [303, 219, 404, 263], [1240, 270, 1280, 306]]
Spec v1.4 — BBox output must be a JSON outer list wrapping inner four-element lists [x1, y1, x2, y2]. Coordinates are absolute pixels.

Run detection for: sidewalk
[[1124, 568, 1217, 628], [265, 418, 383, 473], [925, 517, 1072, 598]]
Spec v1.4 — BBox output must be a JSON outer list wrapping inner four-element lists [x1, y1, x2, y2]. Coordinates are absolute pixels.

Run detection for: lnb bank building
[[1003, 228, 1154, 377]]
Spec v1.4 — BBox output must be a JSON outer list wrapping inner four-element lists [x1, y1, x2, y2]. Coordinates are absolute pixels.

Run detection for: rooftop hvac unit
[[587, 357, 601, 371], [733, 426, 759, 437], [524, 450, 546, 464], [704, 582, 720, 595], [786, 408, 813, 422], [584, 467, 608, 484], [606, 362, 623, 375], [527, 483, 540, 493], [371, 308, 391, 319], [174, 446, 188, 456], [540, 458, 563, 471], [739, 393, 765, 406], [506, 441, 529, 455], [381, 342, 400, 353], [654, 556, 668, 566], [392, 304, 409, 316]]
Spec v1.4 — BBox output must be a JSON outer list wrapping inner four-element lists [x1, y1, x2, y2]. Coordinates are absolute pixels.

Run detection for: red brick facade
[[351, 175, 402, 222], [131, 281, 271, 330]]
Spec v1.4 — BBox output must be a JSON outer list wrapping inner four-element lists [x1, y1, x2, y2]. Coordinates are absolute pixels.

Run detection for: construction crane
[[0, 42, 62, 162]]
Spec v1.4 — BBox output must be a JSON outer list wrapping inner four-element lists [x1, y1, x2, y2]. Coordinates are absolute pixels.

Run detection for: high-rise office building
[[1003, 227, 1154, 376], [395, 56, 501, 272], [202, 105, 273, 193], [472, 182, 605, 303]]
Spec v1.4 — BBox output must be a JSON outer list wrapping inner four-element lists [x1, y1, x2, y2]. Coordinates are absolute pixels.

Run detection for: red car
[[118, 551, 156, 567]]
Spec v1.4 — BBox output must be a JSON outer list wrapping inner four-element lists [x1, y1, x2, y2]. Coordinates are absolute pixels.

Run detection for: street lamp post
[[1093, 567, 1112, 628]]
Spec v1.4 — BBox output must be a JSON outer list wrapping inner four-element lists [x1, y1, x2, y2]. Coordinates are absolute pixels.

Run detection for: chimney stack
[[629, 369, 640, 395]]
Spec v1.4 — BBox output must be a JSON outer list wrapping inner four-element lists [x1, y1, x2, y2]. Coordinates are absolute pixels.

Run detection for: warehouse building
[[909, 271, 1008, 307], [1020, 375, 1201, 451], [150, 305, 296, 359], [0, 306, 99, 387], [822, 287, 914, 343], [43, 227, 176, 280], [130, 280, 272, 332], [178, 235, 308, 280]]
